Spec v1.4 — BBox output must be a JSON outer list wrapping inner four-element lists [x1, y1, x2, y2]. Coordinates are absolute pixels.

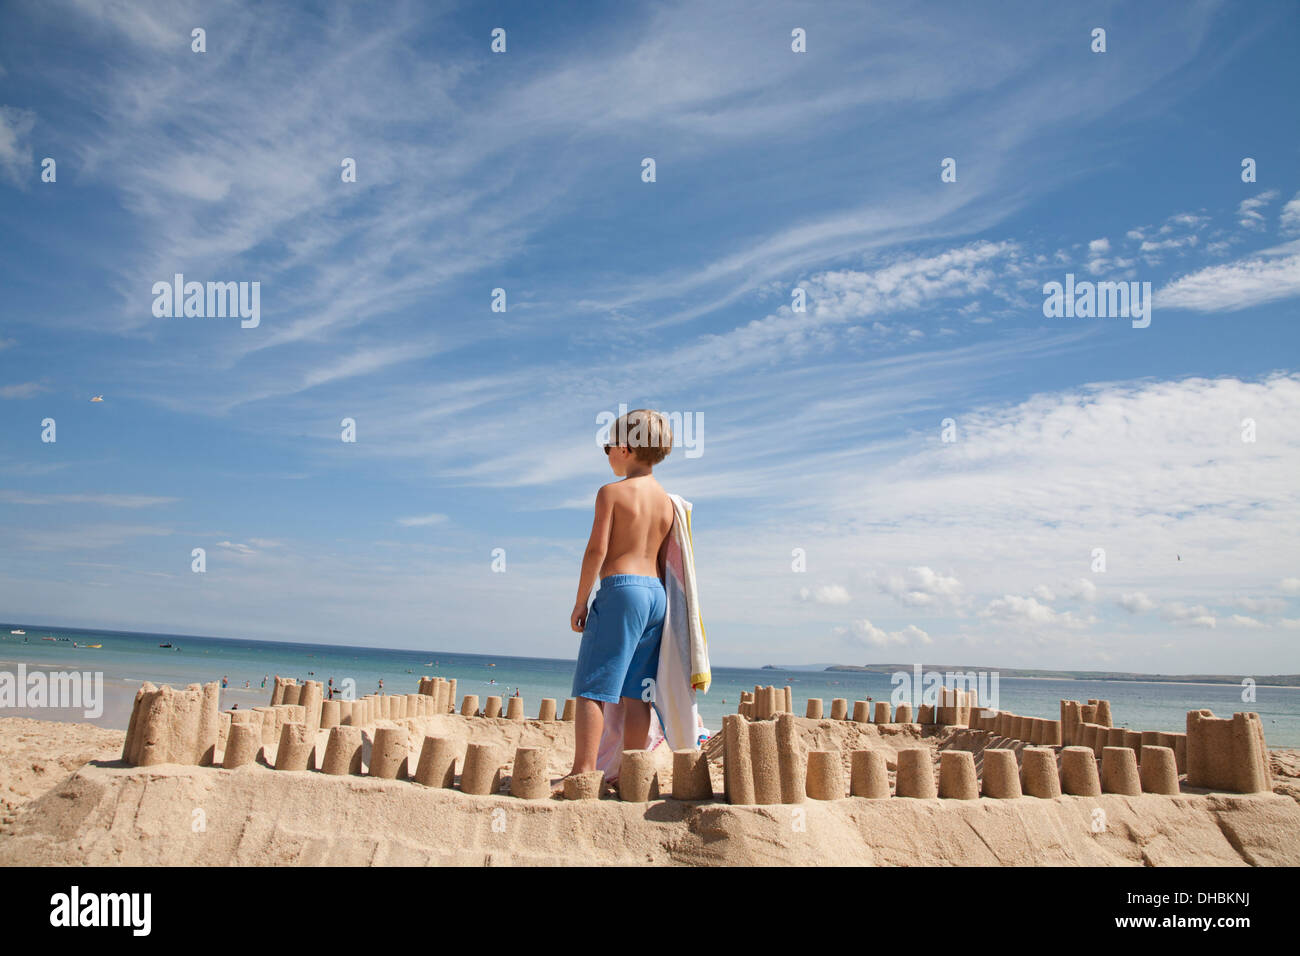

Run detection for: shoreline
[[7, 623, 1297, 687], [6, 646, 1300, 747]]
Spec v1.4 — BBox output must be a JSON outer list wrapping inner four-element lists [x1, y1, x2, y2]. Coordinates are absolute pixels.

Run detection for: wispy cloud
[[396, 513, 448, 527], [0, 382, 45, 399], [0, 489, 178, 507], [1157, 240, 1300, 311], [0, 105, 35, 186]]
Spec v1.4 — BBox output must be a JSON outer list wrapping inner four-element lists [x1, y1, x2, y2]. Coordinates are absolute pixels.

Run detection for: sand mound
[[3, 715, 1299, 866], [0, 717, 124, 823], [3, 759, 1297, 865]]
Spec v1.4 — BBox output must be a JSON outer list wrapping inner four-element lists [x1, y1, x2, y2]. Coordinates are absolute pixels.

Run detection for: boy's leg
[[618, 582, 665, 753], [570, 696, 605, 774], [622, 695, 651, 751]]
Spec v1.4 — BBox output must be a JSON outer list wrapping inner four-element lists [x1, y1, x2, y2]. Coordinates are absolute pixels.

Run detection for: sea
[[3, 623, 1298, 748]]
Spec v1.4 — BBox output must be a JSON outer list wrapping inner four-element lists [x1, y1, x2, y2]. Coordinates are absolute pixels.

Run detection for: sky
[[0, 0, 1298, 673]]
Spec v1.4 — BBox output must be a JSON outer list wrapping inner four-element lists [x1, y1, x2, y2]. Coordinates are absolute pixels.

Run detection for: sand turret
[[1185, 709, 1271, 793]]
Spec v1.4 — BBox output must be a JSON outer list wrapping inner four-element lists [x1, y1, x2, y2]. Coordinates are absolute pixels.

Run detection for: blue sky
[[1, 0, 1298, 673]]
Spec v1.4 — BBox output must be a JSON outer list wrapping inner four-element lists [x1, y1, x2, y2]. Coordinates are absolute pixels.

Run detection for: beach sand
[[2, 714, 1298, 866]]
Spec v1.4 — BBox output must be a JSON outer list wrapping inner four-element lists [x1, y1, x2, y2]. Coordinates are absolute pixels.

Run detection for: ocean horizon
[[5, 622, 1298, 748]]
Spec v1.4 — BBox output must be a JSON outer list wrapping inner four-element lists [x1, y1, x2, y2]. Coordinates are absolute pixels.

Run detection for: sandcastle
[[118, 677, 1281, 812], [722, 713, 806, 804], [121, 681, 221, 766], [988, 700, 1186, 771], [713, 693, 1277, 804], [750, 689, 910, 727], [1185, 710, 1271, 793], [739, 685, 794, 720]]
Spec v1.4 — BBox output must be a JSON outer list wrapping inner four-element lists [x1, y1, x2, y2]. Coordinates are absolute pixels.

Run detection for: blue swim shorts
[[572, 574, 666, 704]]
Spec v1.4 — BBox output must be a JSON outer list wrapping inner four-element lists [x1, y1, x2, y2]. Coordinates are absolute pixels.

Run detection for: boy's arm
[[656, 493, 675, 581], [656, 521, 670, 581], [571, 485, 614, 630]]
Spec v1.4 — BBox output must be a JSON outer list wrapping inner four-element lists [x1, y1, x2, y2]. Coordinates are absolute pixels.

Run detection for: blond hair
[[610, 408, 673, 465]]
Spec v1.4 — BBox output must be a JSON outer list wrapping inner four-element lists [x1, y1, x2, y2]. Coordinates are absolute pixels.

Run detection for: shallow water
[[2, 626, 1297, 747]]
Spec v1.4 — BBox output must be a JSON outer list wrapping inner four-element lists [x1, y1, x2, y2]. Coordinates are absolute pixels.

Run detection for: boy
[[564, 408, 675, 783]]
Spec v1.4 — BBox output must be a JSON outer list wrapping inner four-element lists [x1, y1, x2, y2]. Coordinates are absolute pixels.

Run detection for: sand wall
[[3, 759, 1296, 866]]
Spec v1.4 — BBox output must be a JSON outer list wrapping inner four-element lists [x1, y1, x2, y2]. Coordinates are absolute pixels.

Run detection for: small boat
[[85, 644, 103, 649], [42, 636, 56, 641], [159, 643, 172, 648], [10, 629, 25, 635]]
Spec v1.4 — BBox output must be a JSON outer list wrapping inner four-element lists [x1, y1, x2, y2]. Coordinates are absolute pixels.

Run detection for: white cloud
[[396, 513, 448, 527], [1156, 242, 1300, 311], [1234, 595, 1285, 615], [1088, 238, 1110, 254], [980, 594, 1088, 629], [1280, 194, 1300, 236], [216, 540, 258, 556], [1237, 190, 1279, 230], [1141, 235, 1199, 252], [1162, 602, 1216, 629], [1063, 578, 1098, 602], [1117, 591, 1157, 614], [875, 566, 964, 609], [1230, 614, 1266, 628], [835, 618, 932, 648], [1281, 578, 1300, 594], [799, 584, 851, 605], [1043, 578, 1098, 603]]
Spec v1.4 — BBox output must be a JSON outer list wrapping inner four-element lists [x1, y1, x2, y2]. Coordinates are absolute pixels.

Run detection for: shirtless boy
[[564, 408, 675, 782]]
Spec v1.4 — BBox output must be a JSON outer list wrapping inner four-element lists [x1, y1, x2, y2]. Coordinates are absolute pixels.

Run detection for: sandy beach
[[3, 710, 1298, 866]]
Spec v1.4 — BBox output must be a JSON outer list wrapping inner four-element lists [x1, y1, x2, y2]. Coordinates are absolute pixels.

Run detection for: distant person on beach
[[221, 675, 228, 688], [378, 679, 384, 692], [327, 678, 334, 699], [564, 409, 674, 781], [261, 675, 267, 688]]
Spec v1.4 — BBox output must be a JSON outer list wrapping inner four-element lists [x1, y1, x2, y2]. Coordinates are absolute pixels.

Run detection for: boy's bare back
[[598, 476, 675, 579], [571, 407, 676, 634]]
